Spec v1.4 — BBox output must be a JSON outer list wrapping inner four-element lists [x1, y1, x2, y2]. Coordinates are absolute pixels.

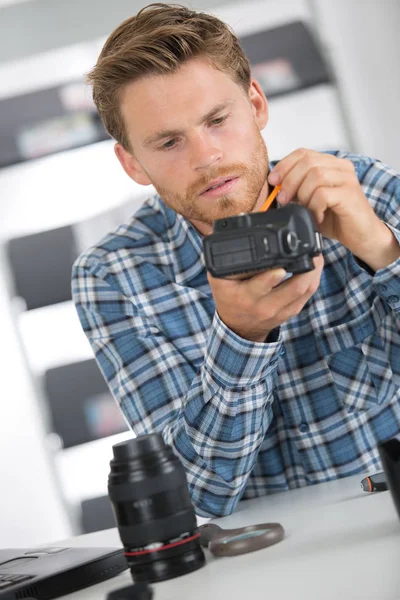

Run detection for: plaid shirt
[[72, 151, 400, 517]]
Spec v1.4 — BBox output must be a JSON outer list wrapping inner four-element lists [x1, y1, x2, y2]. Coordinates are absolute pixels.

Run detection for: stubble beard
[[154, 131, 269, 226]]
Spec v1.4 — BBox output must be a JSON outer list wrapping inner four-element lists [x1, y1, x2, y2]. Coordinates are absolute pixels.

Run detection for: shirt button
[[377, 284, 387, 294], [298, 423, 310, 433], [388, 295, 400, 305], [280, 347, 286, 356]]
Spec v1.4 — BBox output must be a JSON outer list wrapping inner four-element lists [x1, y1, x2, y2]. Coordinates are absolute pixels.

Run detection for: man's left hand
[[268, 148, 400, 271]]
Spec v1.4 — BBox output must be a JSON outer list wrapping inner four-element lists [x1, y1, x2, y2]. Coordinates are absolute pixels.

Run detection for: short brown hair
[[87, 3, 252, 152]]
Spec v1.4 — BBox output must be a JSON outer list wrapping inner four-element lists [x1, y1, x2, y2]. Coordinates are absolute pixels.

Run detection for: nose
[[189, 132, 223, 171]]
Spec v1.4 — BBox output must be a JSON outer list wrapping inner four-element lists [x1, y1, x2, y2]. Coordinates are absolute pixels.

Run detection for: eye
[[210, 115, 229, 126], [161, 139, 177, 150]]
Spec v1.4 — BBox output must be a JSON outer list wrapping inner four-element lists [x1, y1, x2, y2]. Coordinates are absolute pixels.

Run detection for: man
[[72, 3, 400, 517]]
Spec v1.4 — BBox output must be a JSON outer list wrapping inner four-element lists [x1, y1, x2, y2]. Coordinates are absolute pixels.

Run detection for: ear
[[114, 143, 152, 186], [248, 79, 268, 131]]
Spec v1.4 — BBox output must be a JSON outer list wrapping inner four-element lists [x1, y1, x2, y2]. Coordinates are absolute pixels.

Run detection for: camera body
[[203, 204, 322, 279]]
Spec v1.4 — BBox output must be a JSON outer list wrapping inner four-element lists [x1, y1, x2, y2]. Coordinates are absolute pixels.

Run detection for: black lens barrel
[[108, 433, 205, 583]]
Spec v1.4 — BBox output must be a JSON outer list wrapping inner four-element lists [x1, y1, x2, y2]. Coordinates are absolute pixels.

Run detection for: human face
[[116, 57, 270, 235]]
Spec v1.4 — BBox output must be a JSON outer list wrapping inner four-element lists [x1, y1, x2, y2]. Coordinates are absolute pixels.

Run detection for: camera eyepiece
[[281, 229, 299, 254]]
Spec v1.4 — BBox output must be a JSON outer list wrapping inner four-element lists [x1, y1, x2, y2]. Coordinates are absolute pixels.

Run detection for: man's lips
[[200, 176, 238, 195]]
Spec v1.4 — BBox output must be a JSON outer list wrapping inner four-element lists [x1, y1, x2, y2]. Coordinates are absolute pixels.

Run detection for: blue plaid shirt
[[72, 151, 400, 517]]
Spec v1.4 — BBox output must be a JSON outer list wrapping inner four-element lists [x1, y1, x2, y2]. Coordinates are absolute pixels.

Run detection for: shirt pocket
[[315, 297, 397, 412]]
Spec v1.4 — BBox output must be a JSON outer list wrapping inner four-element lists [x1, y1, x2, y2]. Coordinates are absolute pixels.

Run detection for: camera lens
[[108, 433, 205, 584]]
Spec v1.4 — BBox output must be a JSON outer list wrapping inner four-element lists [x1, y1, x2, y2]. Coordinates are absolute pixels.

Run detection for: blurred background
[[0, 0, 399, 547]]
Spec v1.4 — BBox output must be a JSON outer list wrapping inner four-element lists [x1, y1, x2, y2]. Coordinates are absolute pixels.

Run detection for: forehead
[[119, 58, 245, 146]]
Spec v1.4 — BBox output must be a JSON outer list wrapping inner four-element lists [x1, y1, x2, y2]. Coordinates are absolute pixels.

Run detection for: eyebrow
[[143, 99, 235, 147]]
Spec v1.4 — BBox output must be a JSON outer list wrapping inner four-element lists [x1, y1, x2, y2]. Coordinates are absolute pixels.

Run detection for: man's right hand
[[207, 255, 324, 342]]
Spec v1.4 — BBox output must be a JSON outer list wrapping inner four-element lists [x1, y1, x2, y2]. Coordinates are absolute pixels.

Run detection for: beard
[[149, 129, 269, 226]]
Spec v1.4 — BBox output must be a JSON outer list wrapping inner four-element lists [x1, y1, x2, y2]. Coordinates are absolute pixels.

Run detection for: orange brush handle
[[261, 184, 281, 212]]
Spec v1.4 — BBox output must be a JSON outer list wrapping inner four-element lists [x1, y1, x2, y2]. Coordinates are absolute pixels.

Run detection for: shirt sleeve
[[72, 260, 282, 517], [351, 156, 400, 314]]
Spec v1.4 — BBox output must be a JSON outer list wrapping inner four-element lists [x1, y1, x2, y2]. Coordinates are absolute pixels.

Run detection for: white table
[[56, 474, 400, 600]]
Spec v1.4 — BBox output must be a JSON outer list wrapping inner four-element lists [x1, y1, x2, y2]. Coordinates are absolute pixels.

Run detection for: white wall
[[0, 0, 236, 64], [0, 245, 73, 545], [310, 0, 400, 170]]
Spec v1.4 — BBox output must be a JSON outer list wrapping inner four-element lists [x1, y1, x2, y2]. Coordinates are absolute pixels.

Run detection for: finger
[[307, 177, 357, 224], [277, 156, 334, 205], [256, 261, 323, 325], [268, 148, 323, 187], [274, 149, 355, 182], [268, 148, 354, 192], [207, 267, 287, 296], [279, 157, 355, 205], [245, 267, 288, 298], [271, 285, 320, 324], [295, 167, 354, 209], [207, 270, 238, 291], [268, 148, 314, 183], [249, 255, 323, 301], [266, 255, 323, 302]]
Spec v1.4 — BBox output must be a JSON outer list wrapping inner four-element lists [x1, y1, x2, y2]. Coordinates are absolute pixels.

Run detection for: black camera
[[203, 204, 322, 279]]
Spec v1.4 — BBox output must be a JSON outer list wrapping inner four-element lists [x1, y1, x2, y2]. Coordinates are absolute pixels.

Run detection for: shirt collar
[[156, 196, 206, 286]]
